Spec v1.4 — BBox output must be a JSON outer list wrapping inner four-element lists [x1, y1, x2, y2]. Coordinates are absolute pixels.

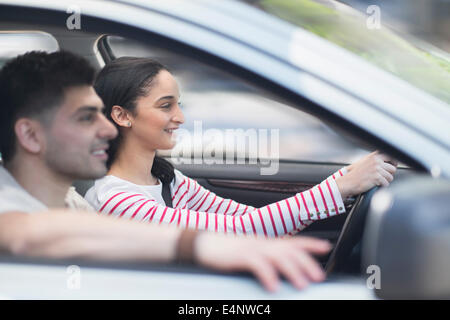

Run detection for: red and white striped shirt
[[84, 167, 347, 237]]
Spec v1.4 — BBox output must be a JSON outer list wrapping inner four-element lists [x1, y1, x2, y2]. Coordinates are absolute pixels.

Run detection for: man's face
[[44, 85, 117, 180]]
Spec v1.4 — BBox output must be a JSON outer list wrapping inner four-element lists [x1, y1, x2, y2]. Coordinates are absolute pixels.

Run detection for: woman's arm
[[172, 167, 347, 217], [95, 151, 397, 237], [96, 173, 346, 237]]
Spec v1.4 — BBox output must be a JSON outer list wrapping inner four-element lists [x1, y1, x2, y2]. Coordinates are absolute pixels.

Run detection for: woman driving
[[85, 57, 397, 237]]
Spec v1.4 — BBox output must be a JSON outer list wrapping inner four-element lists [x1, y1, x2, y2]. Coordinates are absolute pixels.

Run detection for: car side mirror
[[362, 175, 450, 299]]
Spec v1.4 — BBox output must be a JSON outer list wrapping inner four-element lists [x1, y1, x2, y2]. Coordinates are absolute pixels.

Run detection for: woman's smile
[[164, 127, 179, 135]]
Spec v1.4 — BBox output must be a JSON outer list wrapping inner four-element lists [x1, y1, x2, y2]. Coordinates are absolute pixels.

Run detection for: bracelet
[[175, 229, 199, 264]]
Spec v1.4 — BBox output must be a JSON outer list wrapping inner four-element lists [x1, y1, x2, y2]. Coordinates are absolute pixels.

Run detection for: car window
[[106, 36, 367, 164], [0, 32, 58, 68], [242, 0, 450, 106]]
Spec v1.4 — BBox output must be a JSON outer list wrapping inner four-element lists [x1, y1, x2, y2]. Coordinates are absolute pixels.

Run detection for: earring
[[127, 121, 131, 127]]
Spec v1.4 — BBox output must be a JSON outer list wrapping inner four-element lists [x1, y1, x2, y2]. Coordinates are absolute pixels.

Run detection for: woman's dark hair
[[94, 57, 175, 184]]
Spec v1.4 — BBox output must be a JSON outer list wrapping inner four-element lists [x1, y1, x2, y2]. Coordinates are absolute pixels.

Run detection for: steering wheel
[[325, 186, 379, 275]]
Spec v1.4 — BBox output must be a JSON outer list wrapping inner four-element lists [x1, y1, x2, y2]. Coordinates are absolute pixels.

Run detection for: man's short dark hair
[[0, 50, 96, 163]]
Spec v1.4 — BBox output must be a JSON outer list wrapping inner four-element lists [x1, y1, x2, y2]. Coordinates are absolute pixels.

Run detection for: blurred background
[[339, 0, 449, 52]]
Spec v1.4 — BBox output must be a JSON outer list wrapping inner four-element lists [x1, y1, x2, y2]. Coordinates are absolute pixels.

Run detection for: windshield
[[243, 0, 450, 105]]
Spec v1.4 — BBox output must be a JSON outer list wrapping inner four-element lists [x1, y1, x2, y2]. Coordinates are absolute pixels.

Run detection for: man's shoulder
[[0, 166, 47, 214]]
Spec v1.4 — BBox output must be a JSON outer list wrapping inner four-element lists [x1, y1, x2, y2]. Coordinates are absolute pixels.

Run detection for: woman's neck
[[108, 138, 159, 185]]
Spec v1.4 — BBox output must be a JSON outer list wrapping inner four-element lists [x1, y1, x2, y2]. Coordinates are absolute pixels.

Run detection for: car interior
[[0, 3, 427, 284]]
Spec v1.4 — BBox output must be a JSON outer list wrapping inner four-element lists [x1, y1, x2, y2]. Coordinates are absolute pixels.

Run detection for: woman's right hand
[[335, 151, 398, 199]]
